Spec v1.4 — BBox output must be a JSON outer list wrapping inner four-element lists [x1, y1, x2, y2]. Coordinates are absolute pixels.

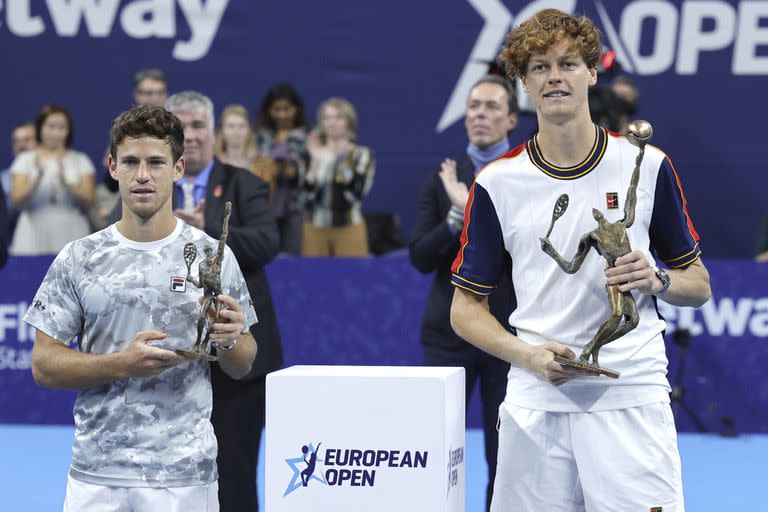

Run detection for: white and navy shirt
[[451, 126, 701, 412], [25, 219, 257, 487]]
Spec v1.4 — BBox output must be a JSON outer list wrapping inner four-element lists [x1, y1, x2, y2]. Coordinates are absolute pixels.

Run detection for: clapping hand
[[174, 199, 206, 230], [438, 159, 469, 210]]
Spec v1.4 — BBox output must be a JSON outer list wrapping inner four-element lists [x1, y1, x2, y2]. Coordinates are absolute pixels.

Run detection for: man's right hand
[[118, 330, 186, 379], [525, 341, 591, 386], [438, 159, 469, 210]]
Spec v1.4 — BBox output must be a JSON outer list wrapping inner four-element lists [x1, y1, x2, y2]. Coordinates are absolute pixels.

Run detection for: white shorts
[[491, 402, 684, 512], [63, 475, 219, 512]]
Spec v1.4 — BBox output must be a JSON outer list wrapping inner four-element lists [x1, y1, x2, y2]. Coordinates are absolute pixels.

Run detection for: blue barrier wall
[[1, 255, 767, 434], [0, 0, 765, 256]]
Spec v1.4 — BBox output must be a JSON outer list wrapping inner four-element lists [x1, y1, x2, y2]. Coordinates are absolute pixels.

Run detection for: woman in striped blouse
[[302, 97, 375, 257]]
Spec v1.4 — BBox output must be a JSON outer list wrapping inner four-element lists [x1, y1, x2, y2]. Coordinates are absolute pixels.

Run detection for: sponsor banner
[[0, 1, 764, 257], [1, 256, 766, 432], [0, 256, 75, 425]]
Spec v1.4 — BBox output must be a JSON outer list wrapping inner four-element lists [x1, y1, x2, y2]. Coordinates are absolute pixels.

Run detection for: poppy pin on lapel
[[213, 185, 223, 198]]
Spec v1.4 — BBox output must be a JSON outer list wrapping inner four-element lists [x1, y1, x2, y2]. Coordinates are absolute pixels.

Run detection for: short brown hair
[[109, 104, 184, 162], [497, 9, 602, 80]]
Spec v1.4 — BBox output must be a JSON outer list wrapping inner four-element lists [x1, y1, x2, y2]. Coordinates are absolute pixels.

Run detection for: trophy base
[[554, 355, 620, 379], [174, 349, 217, 362]]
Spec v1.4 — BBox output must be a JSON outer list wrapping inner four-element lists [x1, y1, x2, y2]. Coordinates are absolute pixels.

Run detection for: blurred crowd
[[1, 67, 763, 263], [0, 69, 375, 260]]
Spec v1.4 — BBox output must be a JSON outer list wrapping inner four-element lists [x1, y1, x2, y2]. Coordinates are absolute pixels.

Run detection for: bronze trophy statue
[[539, 120, 654, 379], [175, 202, 233, 362]]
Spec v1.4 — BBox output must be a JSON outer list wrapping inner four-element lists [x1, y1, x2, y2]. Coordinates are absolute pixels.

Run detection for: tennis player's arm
[[450, 287, 582, 385], [450, 288, 534, 366], [215, 331, 257, 380], [657, 258, 711, 307], [31, 329, 184, 390], [207, 293, 257, 379]]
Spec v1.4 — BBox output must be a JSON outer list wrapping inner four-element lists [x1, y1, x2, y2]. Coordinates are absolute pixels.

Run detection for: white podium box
[[266, 365, 465, 511]]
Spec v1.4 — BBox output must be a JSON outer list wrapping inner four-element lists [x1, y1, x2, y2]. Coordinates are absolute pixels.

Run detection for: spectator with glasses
[[132, 68, 169, 107]]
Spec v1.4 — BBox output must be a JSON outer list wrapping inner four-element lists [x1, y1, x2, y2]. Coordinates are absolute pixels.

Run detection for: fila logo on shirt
[[606, 192, 619, 209], [170, 277, 186, 293]]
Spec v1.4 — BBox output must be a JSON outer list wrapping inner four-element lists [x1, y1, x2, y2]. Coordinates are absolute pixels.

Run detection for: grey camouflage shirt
[[25, 219, 257, 487]]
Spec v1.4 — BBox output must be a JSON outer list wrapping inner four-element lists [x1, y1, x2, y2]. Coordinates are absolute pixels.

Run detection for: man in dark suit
[[409, 75, 518, 511], [166, 91, 281, 512]]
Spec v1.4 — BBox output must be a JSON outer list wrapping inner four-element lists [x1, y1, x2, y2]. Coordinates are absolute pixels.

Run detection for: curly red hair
[[498, 9, 603, 80]]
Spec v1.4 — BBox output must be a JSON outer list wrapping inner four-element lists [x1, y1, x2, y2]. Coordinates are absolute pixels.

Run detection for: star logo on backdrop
[[284, 443, 327, 497], [437, 0, 578, 132]]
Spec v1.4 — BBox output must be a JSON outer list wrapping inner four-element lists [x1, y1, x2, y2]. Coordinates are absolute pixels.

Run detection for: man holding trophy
[[27, 104, 257, 511], [449, 9, 711, 512]]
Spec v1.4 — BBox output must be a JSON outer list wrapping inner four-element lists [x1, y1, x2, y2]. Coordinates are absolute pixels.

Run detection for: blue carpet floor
[[1, 425, 763, 511]]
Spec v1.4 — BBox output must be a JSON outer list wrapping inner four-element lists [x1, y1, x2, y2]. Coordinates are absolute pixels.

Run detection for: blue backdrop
[[0, 0, 765, 257], [1, 255, 767, 434]]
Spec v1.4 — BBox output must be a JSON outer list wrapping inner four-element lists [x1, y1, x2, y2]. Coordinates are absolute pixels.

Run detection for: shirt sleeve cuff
[[661, 242, 701, 269], [450, 274, 495, 296]]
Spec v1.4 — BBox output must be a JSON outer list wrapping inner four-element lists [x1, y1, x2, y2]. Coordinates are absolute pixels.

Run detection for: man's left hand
[[605, 250, 663, 294], [203, 294, 245, 346], [174, 199, 206, 230]]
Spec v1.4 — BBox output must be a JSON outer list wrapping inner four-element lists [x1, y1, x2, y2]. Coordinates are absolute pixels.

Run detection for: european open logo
[[284, 442, 430, 497]]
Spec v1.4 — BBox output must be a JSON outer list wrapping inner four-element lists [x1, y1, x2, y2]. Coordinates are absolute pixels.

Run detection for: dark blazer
[[409, 154, 515, 350], [203, 159, 282, 378], [110, 159, 282, 378]]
